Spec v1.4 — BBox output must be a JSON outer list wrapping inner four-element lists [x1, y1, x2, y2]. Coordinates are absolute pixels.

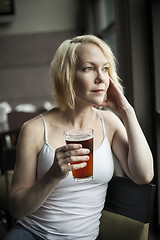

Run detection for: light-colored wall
[[0, 0, 82, 35], [0, 0, 82, 110]]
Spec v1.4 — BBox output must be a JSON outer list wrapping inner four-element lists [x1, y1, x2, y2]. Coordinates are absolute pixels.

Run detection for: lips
[[91, 89, 105, 93]]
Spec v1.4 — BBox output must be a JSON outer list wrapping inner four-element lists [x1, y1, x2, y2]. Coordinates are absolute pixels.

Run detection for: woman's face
[[74, 43, 110, 107]]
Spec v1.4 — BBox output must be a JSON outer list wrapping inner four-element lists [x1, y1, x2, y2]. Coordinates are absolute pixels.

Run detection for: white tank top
[[19, 110, 114, 240]]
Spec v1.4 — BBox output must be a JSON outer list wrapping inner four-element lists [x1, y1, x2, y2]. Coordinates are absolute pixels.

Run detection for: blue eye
[[103, 67, 109, 72], [83, 67, 93, 72]]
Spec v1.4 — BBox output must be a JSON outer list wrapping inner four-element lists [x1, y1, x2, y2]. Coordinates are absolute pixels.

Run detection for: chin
[[83, 96, 105, 107], [91, 102, 103, 108], [94, 99, 104, 106]]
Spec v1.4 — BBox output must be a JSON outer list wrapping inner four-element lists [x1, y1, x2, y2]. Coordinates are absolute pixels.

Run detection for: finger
[[71, 162, 87, 171], [66, 155, 90, 164], [55, 144, 83, 160], [61, 160, 87, 174], [109, 77, 124, 96], [64, 147, 90, 157], [56, 143, 82, 153], [58, 151, 89, 167], [55, 147, 90, 169], [56, 147, 90, 163]]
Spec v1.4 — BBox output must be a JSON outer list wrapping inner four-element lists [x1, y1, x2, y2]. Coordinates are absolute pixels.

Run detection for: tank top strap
[[40, 114, 48, 144], [97, 109, 107, 137]]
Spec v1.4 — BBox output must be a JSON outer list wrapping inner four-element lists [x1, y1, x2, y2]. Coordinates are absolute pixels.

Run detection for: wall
[[0, 0, 82, 35], [0, 0, 82, 110], [151, 0, 160, 229], [128, 0, 153, 146]]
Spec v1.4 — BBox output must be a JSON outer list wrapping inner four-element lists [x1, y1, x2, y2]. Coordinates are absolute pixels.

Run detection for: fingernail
[[82, 162, 87, 167]]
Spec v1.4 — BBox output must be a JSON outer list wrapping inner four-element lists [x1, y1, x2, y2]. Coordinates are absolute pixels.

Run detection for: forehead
[[75, 43, 108, 64]]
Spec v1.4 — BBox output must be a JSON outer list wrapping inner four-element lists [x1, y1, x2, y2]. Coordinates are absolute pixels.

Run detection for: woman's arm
[[102, 78, 154, 184], [9, 118, 89, 220], [9, 120, 60, 219]]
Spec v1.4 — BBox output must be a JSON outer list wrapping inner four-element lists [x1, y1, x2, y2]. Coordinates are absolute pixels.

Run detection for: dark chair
[[2, 147, 16, 196], [7, 111, 38, 146], [0, 111, 38, 174], [99, 176, 156, 240], [0, 147, 16, 210], [0, 147, 16, 236]]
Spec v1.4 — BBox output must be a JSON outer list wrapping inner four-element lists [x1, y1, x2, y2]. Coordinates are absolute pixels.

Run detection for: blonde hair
[[50, 34, 123, 111]]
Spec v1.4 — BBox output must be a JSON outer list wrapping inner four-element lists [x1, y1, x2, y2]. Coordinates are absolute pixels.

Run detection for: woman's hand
[[50, 144, 90, 179], [102, 79, 154, 184], [102, 78, 131, 117]]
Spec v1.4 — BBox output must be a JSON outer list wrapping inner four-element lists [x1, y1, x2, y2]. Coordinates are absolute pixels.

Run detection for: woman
[[5, 35, 154, 240]]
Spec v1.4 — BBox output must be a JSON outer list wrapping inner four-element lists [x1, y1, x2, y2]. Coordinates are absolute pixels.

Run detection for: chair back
[[7, 111, 37, 132], [2, 147, 16, 172], [99, 176, 156, 240], [0, 147, 16, 213], [7, 111, 38, 146], [2, 147, 16, 196], [104, 176, 155, 223]]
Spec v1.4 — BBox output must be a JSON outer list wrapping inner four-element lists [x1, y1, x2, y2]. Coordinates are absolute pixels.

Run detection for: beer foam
[[65, 133, 93, 141]]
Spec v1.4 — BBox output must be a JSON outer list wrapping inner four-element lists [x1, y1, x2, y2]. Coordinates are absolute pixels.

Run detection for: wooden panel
[[0, 30, 80, 109], [0, 66, 52, 108], [0, 31, 78, 67]]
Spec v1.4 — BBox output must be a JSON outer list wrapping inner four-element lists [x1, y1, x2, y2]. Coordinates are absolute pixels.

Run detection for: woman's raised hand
[[102, 78, 131, 117]]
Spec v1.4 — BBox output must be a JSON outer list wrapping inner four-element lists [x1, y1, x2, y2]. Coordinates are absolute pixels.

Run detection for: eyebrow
[[104, 62, 109, 66], [82, 61, 109, 66]]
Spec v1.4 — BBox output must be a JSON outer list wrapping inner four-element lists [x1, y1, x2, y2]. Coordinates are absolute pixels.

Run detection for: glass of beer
[[64, 128, 94, 182]]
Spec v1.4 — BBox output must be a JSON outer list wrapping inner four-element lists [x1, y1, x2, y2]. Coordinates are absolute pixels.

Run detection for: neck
[[62, 105, 95, 129]]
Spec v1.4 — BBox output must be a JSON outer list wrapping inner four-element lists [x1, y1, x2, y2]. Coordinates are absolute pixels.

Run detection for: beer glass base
[[73, 176, 93, 182]]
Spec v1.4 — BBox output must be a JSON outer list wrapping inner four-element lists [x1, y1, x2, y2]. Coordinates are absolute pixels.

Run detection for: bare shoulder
[[21, 114, 43, 132], [100, 109, 123, 128], [20, 114, 43, 136], [98, 109, 124, 143], [19, 108, 63, 150], [17, 114, 45, 154]]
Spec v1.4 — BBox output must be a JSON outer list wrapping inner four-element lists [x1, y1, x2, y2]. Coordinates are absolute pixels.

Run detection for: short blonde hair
[[50, 34, 123, 111]]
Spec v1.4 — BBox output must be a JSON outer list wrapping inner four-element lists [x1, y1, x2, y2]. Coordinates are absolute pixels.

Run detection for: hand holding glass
[[64, 128, 94, 182]]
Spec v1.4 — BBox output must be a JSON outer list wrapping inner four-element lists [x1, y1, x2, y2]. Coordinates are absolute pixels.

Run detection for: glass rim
[[64, 128, 94, 136]]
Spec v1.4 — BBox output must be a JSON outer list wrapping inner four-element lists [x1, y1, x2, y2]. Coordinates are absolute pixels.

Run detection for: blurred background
[[0, 0, 159, 239]]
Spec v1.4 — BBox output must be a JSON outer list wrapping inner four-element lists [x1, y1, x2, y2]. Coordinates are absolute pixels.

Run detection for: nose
[[94, 70, 104, 84]]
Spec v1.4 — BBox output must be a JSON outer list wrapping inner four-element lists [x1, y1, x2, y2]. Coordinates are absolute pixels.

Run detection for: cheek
[[74, 74, 89, 93], [105, 74, 110, 89], [76, 80, 86, 90], [74, 80, 86, 94]]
